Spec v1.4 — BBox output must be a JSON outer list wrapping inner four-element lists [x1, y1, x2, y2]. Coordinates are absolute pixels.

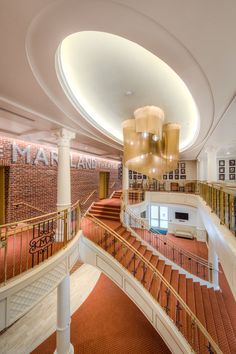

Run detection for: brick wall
[[0, 137, 121, 223]]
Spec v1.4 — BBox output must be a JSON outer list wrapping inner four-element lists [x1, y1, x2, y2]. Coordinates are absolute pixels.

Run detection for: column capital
[[53, 128, 76, 147]]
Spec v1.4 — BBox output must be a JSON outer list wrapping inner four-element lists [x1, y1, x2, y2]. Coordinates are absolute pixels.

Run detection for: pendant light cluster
[[122, 106, 180, 180]]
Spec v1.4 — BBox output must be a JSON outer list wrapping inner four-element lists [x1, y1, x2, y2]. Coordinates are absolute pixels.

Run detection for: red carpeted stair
[[89, 200, 121, 221], [111, 190, 122, 199], [136, 228, 210, 281], [82, 195, 236, 353]]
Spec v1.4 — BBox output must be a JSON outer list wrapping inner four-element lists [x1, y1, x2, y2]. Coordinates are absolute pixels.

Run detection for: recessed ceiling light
[[125, 90, 134, 96]]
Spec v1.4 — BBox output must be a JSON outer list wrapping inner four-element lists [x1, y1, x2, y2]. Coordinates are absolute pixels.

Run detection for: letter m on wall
[[12, 143, 31, 163]]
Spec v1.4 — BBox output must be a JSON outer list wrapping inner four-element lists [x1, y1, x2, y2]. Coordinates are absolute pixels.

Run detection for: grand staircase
[[83, 195, 236, 354]]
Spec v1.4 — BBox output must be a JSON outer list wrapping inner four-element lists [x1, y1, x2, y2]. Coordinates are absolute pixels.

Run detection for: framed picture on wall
[[175, 169, 179, 174], [180, 175, 186, 179], [229, 160, 236, 166], [169, 174, 173, 179], [180, 163, 185, 168], [219, 174, 225, 180], [229, 174, 235, 180], [219, 160, 225, 166], [229, 167, 235, 173], [180, 169, 185, 174], [219, 167, 225, 173], [163, 175, 167, 180], [175, 175, 179, 179]]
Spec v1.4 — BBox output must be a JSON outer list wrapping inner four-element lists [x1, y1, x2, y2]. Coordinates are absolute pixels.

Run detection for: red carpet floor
[[32, 274, 171, 354]]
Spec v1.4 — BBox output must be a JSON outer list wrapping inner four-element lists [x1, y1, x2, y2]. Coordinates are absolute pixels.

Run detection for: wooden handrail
[[12, 202, 46, 214], [0, 200, 80, 229], [81, 190, 97, 205], [85, 213, 223, 354]]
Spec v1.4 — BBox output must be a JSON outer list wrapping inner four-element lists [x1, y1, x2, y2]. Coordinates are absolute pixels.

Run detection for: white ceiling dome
[[56, 31, 200, 151]]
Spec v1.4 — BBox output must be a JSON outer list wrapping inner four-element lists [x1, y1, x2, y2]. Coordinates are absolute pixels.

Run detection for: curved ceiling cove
[[56, 31, 200, 151]]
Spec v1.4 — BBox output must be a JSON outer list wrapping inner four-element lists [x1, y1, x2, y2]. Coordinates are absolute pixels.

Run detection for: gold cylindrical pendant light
[[122, 106, 180, 180], [161, 123, 180, 172], [122, 119, 150, 164], [134, 106, 164, 140]]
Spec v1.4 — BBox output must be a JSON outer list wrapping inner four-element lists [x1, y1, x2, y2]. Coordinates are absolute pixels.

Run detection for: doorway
[[99, 172, 110, 199], [0, 167, 5, 224]]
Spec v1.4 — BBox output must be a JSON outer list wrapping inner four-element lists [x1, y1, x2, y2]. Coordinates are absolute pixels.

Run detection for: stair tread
[[201, 285, 221, 350], [169, 270, 179, 322], [127, 244, 147, 273], [208, 289, 230, 353], [135, 250, 153, 282], [149, 260, 165, 299], [143, 255, 159, 291], [215, 290, 236, 353], [90, 209, 120, 216], [93, 203, 120, 209], [89, 213, 120, 221]]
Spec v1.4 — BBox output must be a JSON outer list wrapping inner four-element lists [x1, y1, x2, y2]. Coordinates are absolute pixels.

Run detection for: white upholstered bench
[[174, 230, 194, 240]]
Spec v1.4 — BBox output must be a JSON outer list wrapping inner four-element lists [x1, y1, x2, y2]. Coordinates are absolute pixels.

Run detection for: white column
[[206, 147, 217, 182], [196, 210, 207, 242], [55, 128, 75, 241], [122, 164, 129, 190], [197, 158, 204, 181], [56, 128, 76, 211], [54, 274, 74, 354], [122, 164, 129, 204], [145, 191, 151, 229], [208, 238, 219, 288], [122, 164, 129, 224]]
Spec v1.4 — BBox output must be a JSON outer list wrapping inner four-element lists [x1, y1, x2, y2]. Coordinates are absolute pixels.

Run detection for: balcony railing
[[0, 200, 81, 285], [129, 180, 198, 193], [123, 181, 236, 237], [199, 182, 236, 236]]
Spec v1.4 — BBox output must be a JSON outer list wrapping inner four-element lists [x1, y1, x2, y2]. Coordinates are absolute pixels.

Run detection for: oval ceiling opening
[[56, 31, 200, 151]]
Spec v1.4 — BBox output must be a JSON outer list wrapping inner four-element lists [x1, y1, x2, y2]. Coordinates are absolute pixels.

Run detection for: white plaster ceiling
[[0, 0, 236, 160], [57, 31, 199, 151]]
